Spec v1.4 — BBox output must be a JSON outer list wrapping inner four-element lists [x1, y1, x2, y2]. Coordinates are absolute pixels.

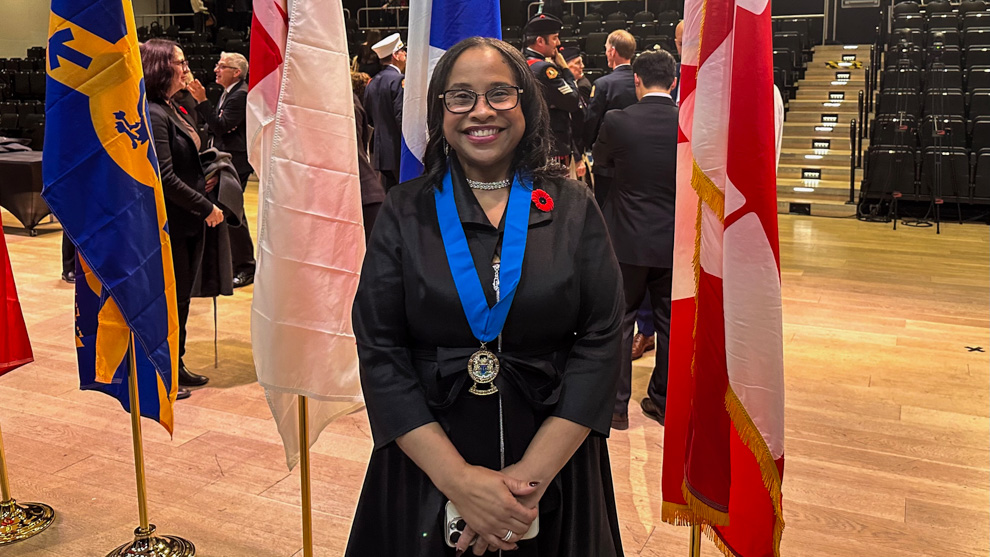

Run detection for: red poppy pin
[[178, 105, 188, 115], [532, 189, 554, 212]]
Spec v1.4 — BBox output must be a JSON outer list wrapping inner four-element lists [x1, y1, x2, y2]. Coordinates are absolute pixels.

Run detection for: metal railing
[[357, 6, 409, 32], [771, 13, 827, 48], [134, 13, 197, 28]]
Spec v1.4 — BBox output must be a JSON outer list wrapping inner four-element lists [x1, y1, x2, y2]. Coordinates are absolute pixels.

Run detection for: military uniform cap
[[524, 13, 563, 35], [560, 46, 582, 62], [372, 33, 405, 59]]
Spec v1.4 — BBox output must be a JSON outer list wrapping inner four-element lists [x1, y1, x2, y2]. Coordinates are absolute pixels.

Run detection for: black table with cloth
[[344, 162, 626, 556], [0, 151, 50, 234]]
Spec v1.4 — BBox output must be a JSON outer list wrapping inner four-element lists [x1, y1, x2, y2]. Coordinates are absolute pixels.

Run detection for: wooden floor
[[2, 186, 988, 557]]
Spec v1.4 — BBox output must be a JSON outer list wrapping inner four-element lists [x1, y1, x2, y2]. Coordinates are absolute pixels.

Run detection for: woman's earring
[[443, 138, 450, 157]]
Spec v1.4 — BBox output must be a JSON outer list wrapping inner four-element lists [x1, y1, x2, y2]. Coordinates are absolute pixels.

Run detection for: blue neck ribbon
[[434, 168, 531, 343]]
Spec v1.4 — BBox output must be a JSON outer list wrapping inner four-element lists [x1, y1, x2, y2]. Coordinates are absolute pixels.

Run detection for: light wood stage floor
[[2, 185, 988, 556]]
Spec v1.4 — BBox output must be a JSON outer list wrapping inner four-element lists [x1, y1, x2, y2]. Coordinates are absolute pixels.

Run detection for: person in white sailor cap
[[364, 33, 407, 191]]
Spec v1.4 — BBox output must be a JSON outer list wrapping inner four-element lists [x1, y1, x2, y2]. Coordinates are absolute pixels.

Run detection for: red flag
[[661, 0, 785, 555], [0, 232, 33, 375]]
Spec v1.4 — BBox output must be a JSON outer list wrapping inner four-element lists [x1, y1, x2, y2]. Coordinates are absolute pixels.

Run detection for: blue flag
[[399, 0, 502, 181], [43, 0, 179, 433]]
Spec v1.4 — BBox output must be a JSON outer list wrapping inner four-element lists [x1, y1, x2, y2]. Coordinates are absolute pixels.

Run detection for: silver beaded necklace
[[466, 178, 511, 190]]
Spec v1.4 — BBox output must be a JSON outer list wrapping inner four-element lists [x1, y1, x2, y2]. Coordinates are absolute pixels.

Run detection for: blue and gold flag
[[43, 0, 179, 433]]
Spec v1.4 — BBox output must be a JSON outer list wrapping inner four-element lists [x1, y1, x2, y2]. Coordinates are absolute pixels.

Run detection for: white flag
[[248, 0, 365, 469]]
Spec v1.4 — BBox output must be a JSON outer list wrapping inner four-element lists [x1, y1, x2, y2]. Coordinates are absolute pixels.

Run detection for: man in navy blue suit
[[364, 33, 406, 191]]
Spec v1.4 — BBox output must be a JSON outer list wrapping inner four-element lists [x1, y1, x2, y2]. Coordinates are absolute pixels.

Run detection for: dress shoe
[[232, 271, 254, 288], [631, 333, 656, 361], [61, 270, 75, 283], [640, 397, 665, 426], [178, 361, 209, 387], [611, 412, 629, 431], [176, 387, 192, 400]]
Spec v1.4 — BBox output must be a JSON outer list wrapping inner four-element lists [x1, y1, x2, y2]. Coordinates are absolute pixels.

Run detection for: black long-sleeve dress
[[345, 161, 626, 556]]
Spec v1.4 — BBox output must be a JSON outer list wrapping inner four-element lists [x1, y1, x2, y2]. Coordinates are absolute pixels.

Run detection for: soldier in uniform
[[364, 33, 407, 191], [521, 13, 581, 165]]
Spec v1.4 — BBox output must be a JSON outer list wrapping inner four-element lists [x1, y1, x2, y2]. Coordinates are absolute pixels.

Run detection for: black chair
[[924, 87, 966, 116], [964, 28, 990, 49], [0, 112, 18, 134], [642, 35, 675, 53], [0, 101, 16, 114], [968, 88, 990, 118], [889, 28, 924, 48], [929, 29, 960, 48], [926, 0, 954, 14], [502, 25, 521, 39], [657, 10, 680, 24], [2, 58, 19, 71], [925, 65, 963, 89], [969, 116, 990, 151], [894, 14, 925, 31], [585, 32, 609, 55], [921, 146, 970, 200], [584, 68, 605, 83], [972, 150, 990, 199], [561, 14, 580, 28], [773, 66, 789, 92], [864, 146, 918, 197], [893, 0, 921, 14], [879, 89, 923, 116], [966, 65, 990, 91], [960, 0, 988, 14], [631, 22, 657, 38], [606, 11, 628, 22], [633, 11, 656, 23], [774, 50, 798, 85], [872, 113, 918, 147], [966, 46, 990, 67], [0, 83, 9, 102], [931, 45, 962, 66], [15, 59, 33, 72], [12, 70, 30, 99], [17, 112, 43, 131], [928, 12, 960, 30], [963, 11, 990, 30], [883, 67, 921, 91], [604, 20, 627, 32], [28, 71, 45, 100], [584, 12, 603, 23], [26, 46, 46, 60], [920, 114, 967, 148], [778, 18, 811, 42], [656, 20, 678, 37], [27, 121, 43, 151], [578, 20, 602, 34]]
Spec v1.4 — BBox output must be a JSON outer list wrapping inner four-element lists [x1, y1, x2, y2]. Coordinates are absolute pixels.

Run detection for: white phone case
[[444, 501, 539, 548]]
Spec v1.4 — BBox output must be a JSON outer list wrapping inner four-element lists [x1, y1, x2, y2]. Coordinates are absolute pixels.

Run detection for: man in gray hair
[[189, 51, 256, 288]]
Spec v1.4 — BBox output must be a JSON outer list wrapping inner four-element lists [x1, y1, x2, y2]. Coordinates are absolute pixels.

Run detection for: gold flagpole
[[106, 334, 195, 556], [0, 420, 55, 545], [298, 395, 314, 557], [689, 525, 702, 557]]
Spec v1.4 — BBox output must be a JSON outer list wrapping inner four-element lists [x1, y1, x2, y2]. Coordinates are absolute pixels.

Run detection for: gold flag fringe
[[661, 501, 698, 526], [725, 387, 785, 557], [681, 481, 730, 527]]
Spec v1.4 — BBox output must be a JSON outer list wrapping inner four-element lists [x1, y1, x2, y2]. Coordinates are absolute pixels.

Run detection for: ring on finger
[[503, 530, 514, 542]]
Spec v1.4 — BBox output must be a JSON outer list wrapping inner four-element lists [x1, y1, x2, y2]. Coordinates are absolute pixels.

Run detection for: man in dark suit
[[586, 29, 638, 207], [522, 13, 582, 163], [593, 49, 679, 430], [364, 33, 406, 191], [189, 51, 256, 287]]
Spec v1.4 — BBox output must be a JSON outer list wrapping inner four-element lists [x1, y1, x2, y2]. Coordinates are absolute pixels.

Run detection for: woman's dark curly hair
[[422, 37, 562, 190], [141, 38, 180, 103]]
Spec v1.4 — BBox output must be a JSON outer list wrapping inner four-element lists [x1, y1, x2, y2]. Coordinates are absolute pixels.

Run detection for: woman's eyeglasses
[[173, 59, 190, 69], [439, 86, 523, 114]]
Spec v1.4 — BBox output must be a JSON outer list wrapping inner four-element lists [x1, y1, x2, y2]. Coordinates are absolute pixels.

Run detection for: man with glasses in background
[[188, 52, 256, 288]]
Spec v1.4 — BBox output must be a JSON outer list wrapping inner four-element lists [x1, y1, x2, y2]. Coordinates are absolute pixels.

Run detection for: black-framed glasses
[[173, 59, 190, 68], [439, 86, 523, 114]]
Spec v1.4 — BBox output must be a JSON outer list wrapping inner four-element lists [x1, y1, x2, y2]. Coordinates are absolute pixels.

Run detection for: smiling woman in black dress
[[345, 37, 625, 557]]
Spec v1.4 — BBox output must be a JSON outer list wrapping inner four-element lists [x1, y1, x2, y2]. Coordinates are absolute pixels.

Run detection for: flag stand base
[[689, 524, 702, 557], [106, 525, 196, 557], [107, 524, 196, 557], [0, 499, 55, 545], [105, 335, 195, 557]]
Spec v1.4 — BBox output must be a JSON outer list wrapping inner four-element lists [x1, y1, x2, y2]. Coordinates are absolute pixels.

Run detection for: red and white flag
[[661, 0, 785, 555], [0, 232, 33, 376], [247, 0, 365, 468]]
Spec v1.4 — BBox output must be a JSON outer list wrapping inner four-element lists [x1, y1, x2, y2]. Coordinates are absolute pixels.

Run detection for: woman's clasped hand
[[444, 464, 540, 554]]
